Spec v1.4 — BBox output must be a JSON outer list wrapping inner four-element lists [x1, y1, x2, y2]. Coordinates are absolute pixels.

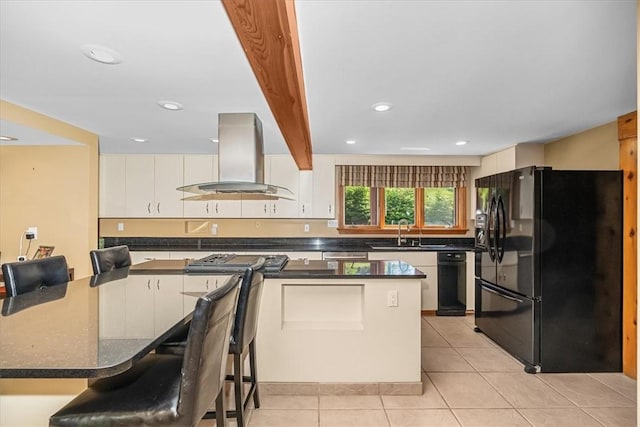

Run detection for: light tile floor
[[201, 314, 637, 427]]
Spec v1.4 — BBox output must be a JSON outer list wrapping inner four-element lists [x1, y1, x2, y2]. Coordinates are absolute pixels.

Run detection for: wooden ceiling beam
[[222, 0, 313, 170]]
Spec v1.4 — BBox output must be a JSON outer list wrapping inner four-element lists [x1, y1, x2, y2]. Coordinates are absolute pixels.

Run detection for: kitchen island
[[128, 258, 426, 393], [257, 259, 425, 394]]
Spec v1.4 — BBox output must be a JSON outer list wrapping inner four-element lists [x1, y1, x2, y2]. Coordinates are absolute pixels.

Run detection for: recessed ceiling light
[[209, 138, 219, 143], [456, 140, 468, 146], [131, 137, 148, 143], [372, 102, 392, 112], [345, 140, 357, 145], [400, 147, 431, 151], [157, 100, 183, 111], [0, 136, 18, 142], [80, 44, 123, 64]]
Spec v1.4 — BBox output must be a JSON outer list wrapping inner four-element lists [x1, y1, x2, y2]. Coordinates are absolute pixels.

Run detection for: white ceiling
[[0, 0, 636, 157]]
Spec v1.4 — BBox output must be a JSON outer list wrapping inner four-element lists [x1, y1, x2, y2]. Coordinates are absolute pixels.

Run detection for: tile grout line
[[586, 372, 638, 403]]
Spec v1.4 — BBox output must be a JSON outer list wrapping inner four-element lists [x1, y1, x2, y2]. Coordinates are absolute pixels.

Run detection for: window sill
[[337, 227, 469, 235]]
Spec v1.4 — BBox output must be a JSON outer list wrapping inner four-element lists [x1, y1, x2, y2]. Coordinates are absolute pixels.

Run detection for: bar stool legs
[[248, 340, 260, 410], [204, 339, 259, 427]]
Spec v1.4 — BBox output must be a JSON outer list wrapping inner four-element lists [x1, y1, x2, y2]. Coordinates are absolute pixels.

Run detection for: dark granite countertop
[[0, 272, 204, 378], [275, 259, 425, 279], [103, 237, 474, 253], [131, 259, 426, 279]]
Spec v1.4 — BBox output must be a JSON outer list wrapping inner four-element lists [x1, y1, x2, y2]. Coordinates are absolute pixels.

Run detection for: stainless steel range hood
[[179, 113, 295, 200]]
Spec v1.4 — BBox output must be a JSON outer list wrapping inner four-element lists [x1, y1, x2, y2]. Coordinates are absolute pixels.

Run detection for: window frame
[[338, 185, 467, 235]]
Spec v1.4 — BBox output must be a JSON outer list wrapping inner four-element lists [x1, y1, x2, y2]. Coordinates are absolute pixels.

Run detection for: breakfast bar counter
[[1, 258, 425, 393]]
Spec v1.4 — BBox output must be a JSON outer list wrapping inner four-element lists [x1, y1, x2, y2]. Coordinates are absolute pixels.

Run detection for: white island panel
[[257, 278, 421, 384]]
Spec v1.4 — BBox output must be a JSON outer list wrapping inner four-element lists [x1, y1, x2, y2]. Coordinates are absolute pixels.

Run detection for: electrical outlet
[[211, 224, 218, 235], [304, 223, 310, 232], [117, 223, 124, 232], [27, 226, 38, 240], [327, 220, 338, 228], [387, 290, 398, 307]]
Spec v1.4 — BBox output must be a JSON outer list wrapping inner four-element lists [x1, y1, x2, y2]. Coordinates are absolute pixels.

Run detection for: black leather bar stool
[[89, 245, 132, 274], [1, 255, 69, 297], [49, 274, 241, 427], [159, 267, 265, 427]]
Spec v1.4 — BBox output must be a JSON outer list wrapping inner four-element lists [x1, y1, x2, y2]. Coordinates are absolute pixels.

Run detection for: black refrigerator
[[474, 166, 622, 373]]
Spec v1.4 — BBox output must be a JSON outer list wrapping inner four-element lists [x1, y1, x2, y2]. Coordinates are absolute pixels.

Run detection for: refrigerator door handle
[[488, 195, 497, 262], [481, 283, 524, 303], [496, 195, 506, 263]]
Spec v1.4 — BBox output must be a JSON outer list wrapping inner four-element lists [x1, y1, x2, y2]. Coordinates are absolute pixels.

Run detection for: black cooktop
[[185, 253, 288, 273]]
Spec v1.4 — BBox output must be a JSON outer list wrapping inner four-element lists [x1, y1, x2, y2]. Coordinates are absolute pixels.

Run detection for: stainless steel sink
[[368, 244, 449, 251]]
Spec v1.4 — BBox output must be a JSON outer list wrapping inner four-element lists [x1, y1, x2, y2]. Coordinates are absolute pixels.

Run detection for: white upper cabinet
[[183, 155, 214, 217], [183, 154, 242, 218], [125, 155, 183, 217], [312, 155, 336, 218], [99, 155, 126, 217], [269, 155, 300, 218], [241, 155, 299, 218], [99, 153, 336, 219], [154, 155, 184, 217], [298, 170, 313, 218]]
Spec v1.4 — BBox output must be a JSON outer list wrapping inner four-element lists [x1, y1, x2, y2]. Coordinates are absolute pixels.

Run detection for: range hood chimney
[[179, 113, 295, 200]]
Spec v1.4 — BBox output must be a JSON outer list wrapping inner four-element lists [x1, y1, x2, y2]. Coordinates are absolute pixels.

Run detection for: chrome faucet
[[397, 219, 410, 246]]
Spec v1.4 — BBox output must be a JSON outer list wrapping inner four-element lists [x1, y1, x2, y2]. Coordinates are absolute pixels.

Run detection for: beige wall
[[0, 100, 99, 277], [99, 217, 474, 239], [543, 121, 619, 170]]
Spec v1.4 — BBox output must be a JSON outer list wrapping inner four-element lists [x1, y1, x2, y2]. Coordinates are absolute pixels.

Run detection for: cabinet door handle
[[329, 204, 332, 214], [302, 205, 305, 213], [147, 279, 151, 290], [273, 204, 276, 214], [147, 203, 151, 214], [156, 203, 160, 213], [156, 279, 160, 290], [215, 203, 219, 214], [206, 203, 209, 214], [263, 204, 267, 213]]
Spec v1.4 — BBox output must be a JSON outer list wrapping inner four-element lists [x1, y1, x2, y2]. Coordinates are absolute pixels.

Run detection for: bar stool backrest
[[1, 255, 69, 297], [89, 245, 132, 274]]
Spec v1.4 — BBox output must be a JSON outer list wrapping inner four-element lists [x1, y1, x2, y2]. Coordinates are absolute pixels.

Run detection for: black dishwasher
[[436, 252, 466, 316]]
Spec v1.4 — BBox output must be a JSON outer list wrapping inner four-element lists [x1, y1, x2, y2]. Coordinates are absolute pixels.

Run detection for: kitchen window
[[337, 165, 468, 234]]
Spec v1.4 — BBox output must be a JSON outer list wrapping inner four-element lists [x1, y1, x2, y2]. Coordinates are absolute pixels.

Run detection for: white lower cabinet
[[130, 251, 171, 264], [183, 274, 233, 313], [419, 266, 438, 311], [368, 252, 438, 311], [98, 280, 126, 338], [125, 276, 155, 338], [99, 274, 184, 339], [153, 276, 185, 335]]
